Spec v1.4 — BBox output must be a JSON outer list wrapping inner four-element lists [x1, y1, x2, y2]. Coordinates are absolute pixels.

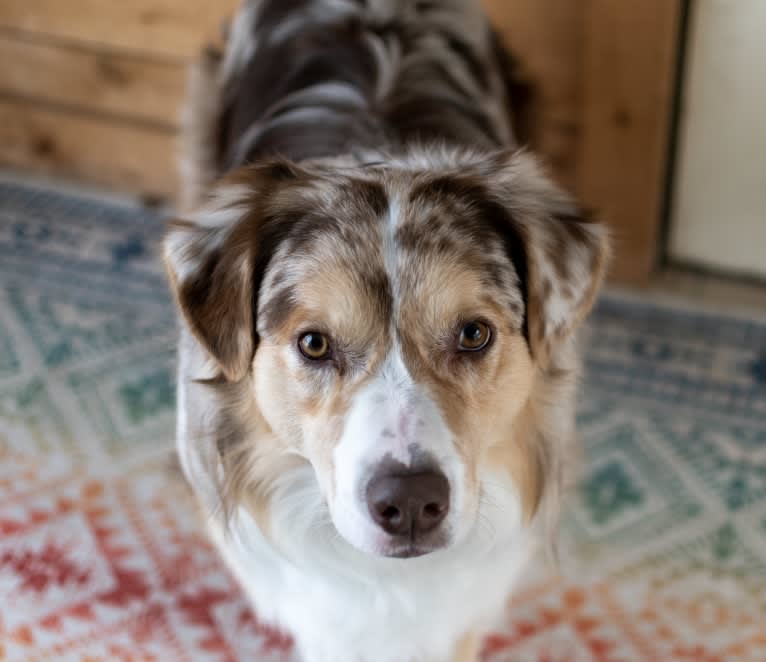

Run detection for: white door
[[669, 0, 766, 279]]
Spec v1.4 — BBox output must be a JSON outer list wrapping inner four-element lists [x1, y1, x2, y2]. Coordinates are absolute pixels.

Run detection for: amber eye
[[298, 332, 331, 360], [458, 321, 491, 352]]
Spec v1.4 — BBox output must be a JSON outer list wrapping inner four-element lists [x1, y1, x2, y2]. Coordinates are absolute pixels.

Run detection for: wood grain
[[0, 0, 682, 285], [481, 0, 583, 193], [0, 98, 177, 198], [0, 0, 238, 58], [579, 0, 682, 284], [0, 35, 184, 125]]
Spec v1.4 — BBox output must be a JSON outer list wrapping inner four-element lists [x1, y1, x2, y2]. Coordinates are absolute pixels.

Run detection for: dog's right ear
[[163, 162, 303, 381]]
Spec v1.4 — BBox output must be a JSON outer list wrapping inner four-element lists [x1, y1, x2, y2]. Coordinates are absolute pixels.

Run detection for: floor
[[0, 176, 765, 661], [641, 267, 766, 319]]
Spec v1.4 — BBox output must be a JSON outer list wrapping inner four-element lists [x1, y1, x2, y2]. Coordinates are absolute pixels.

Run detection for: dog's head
[[165, 149, 608, 560]]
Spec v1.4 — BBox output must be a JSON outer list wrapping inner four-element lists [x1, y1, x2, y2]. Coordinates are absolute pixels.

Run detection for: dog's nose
[[366, 470, 449, 538]]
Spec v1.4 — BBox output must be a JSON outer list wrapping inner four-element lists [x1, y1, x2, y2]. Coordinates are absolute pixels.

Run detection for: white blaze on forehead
[[382, 193, 402, 304]]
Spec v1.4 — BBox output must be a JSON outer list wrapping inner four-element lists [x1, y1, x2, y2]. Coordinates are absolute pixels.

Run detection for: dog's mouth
[[386, 545, 435, 559], [379, 532, 450, 559]]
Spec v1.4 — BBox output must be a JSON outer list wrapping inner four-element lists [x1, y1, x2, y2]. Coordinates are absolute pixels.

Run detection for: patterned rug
[[1, 178, 765, 662]]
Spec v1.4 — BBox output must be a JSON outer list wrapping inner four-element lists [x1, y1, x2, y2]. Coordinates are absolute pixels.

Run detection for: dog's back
[[181, 0, 527, 205]]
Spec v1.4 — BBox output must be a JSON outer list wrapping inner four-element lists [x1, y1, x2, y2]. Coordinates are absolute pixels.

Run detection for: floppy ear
[[163, 162, 302, 381], [489, 151, 610, 363]]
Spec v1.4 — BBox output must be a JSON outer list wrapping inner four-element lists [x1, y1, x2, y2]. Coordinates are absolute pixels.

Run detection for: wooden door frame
[[578, 0, 685, 284]]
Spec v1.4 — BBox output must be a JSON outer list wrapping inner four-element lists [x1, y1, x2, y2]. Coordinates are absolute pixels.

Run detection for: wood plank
[[481, 0, 583, 193], [0, 0, 239, 59], [0, 98, 177, 198], [0, 36, 185, 126], [579, 0, 682, 284]]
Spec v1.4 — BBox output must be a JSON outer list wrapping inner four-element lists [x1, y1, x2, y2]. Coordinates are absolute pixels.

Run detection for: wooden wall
[[484, 0, 682, 283], [0, 0, 238, 198], [0, 1, 682, 283]]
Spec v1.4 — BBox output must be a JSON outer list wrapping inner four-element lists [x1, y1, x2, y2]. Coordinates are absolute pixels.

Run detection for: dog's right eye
[[298, 332, 331, 360]]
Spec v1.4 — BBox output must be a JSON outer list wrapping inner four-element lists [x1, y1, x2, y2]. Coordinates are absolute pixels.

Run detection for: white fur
[[220, 0, 261, 84], [176, 330, 535, 662], [383, 194, 402, 301], [232, 107, 349, 166], [329, 348, 469, 557], [192, 184, 254, 227]]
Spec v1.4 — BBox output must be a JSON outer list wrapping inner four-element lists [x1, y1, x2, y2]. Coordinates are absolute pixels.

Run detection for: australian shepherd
[[163, 1, 609, 660]]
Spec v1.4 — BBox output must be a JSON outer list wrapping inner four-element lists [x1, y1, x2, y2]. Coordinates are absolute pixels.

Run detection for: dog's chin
[[333, 521, 453, 560]]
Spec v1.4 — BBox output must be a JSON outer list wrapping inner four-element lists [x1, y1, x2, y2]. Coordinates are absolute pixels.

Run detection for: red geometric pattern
[[4, 451, 763, 661], [482, 569, 766, 662], [0, 452, 295, 662]]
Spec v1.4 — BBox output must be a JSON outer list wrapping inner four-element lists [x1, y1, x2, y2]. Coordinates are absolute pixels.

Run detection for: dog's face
[[165, 150, 608, 560]]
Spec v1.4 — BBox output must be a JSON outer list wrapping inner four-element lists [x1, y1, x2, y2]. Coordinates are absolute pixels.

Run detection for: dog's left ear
[[487, 151, 610, 363]]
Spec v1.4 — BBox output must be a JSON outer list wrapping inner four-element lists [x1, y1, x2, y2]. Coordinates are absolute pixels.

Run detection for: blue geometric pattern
[[0, 317, 19, 379], [0, 181, 176, 461], [586, 299, 766, 423], [6, 285, 174, 369], [67, 346, 176, 453]]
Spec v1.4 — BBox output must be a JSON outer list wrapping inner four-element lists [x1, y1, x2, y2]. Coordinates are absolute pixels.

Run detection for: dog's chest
[[211, 510, 532, 662]]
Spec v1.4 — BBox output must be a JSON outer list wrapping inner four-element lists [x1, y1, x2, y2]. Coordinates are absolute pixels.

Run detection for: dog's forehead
[[257, 166, 524, 335]]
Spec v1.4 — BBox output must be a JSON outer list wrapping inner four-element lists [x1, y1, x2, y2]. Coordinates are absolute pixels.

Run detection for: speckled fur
[[166, 2, 609, 661]]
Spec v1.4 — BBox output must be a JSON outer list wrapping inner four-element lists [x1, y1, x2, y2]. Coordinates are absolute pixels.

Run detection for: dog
[[163, 1, 609, 660]]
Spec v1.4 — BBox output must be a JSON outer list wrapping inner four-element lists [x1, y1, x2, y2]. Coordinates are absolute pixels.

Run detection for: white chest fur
[[176, 332, 536, 662], [209, 501, 532, 662]]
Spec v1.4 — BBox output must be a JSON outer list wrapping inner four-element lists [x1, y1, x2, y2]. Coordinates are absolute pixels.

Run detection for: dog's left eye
[[298, 332, 331, 360], [457, 321, 491, 352]]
